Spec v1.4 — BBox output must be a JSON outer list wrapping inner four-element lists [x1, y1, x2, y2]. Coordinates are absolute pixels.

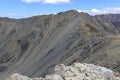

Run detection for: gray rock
[[6, 63, 120, 80], [6, 73, 32, 80]]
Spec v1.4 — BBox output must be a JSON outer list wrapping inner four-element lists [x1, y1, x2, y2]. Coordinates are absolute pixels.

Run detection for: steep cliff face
[[0, 10, 120, 79]]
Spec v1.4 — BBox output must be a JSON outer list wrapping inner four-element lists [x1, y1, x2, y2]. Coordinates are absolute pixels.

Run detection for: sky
[[0, 0, 120, 18]]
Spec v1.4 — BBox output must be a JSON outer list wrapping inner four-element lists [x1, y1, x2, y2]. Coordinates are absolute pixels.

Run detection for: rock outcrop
[[6, 63, 120, 80]]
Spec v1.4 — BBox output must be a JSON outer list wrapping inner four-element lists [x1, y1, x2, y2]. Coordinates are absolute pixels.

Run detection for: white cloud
[[77, 7, 120, 15], [77, 10, 82, 13], [91, 8, 100, 13], [21, 0, 70, 4], [1, 7, 120, 18], [0, 13, 35, 19], [21, 0, 41, 3], [0, 14, 20, 18], [90, 7, 120, 15]]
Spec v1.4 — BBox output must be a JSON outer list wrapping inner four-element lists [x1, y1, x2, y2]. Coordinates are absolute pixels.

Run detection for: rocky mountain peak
[[0, 10, 120, 80]]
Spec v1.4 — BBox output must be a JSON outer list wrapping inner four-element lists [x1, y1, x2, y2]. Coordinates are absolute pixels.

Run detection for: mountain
[[0, 10, 120, 79], [97, 14, 120, 31]]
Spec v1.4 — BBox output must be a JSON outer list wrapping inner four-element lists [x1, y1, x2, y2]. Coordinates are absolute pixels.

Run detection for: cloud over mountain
[[90, 7, 120, 14], [77, 7, 120, 15]]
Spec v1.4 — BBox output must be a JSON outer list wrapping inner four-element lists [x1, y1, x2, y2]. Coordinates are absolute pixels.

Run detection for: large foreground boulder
[[6, 63, 120, 80]]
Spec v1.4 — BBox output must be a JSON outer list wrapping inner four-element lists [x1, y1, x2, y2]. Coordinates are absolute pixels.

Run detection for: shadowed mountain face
[[98, 14, 120, 31], [0, 10, 120, 79]]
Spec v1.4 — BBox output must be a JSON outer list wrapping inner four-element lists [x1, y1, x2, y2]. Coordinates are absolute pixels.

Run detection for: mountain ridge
[[97, 14, 120, 32], [0, 10, 120, 80]]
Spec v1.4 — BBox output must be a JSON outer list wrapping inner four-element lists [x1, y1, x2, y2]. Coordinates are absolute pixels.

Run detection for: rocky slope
[[0, 10, 120, 79], [97, 14, 120, 31], [5, 63, 120, 80]]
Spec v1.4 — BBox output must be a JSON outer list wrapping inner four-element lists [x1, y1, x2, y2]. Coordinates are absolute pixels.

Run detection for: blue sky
[[0, 0, 120, 18]]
